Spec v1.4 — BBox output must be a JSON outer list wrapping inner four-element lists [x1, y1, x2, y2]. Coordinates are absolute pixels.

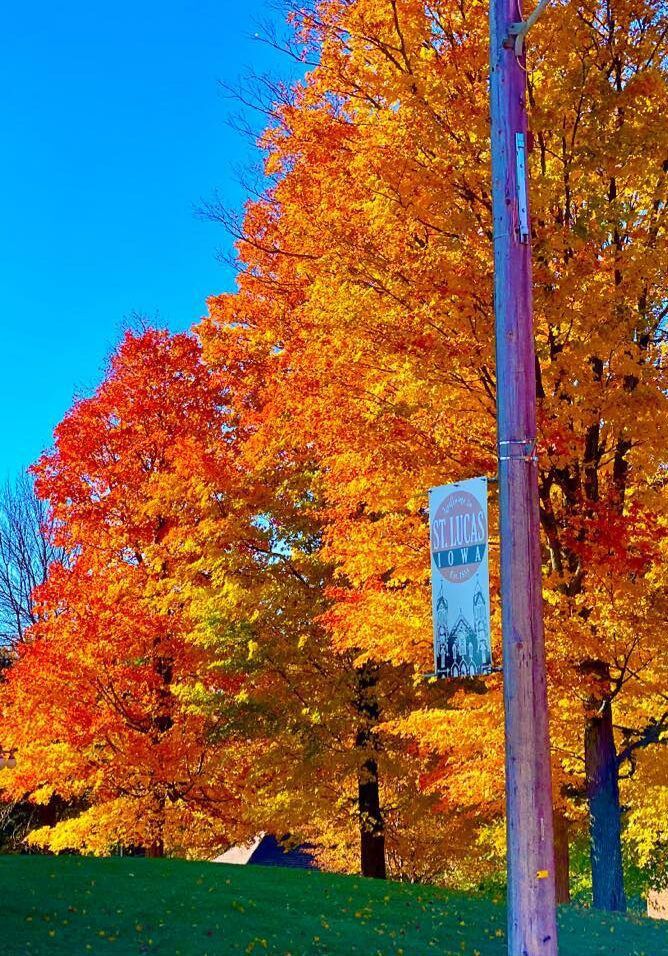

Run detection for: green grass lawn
[[0, 856, 666, 955]]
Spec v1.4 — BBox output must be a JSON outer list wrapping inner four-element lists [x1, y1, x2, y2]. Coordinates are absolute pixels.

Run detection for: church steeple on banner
[[429, 477, 492, 678]]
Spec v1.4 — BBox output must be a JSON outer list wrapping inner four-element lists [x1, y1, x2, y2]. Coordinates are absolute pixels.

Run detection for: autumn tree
[[201, 0, 668, 905], [4, 0, 668, 901], [179, 329, 472, 880], [0, 330, 257, 856]]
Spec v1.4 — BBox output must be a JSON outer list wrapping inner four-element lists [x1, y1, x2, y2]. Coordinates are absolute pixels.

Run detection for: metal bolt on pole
[[489, 0, 559, 953]]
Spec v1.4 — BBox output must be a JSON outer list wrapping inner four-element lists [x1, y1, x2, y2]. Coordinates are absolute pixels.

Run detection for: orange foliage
[[3, 0, 668, 892], [1, 331, 253, 856]]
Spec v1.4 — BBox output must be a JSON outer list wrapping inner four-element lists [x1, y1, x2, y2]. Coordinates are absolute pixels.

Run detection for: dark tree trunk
[[355, 663, 386, 879], [145, 838, 164, 859], [585, 700, 626, 911], [38, 795, 66, 829], [553, 809, 570, 905], [143, 792, 166, 859], [358, 755, 386, 879]]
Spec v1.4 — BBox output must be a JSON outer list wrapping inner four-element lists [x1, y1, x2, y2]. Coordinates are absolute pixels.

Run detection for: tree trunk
[[358, 755, 386, 879], [553, 809, 570, 905], [585, 700, 626, 911], [145, 838, 164, 858], [355, 663, 386, 879], [38, 795, 66, 829], [143, 792, 166, 859]]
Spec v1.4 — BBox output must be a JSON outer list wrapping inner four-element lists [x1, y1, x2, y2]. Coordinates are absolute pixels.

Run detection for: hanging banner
[[429, 477, 492, 678]]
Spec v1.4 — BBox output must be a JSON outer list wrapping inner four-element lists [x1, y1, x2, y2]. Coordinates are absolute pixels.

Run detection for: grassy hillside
[[1, 856, 665, 955]]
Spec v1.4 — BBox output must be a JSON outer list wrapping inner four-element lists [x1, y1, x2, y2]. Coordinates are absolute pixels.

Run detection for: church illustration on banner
[[434, 577, 492, 677]]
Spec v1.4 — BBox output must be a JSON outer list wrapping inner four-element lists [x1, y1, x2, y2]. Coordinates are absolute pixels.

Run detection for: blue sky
[[1, 0, 295, 482]]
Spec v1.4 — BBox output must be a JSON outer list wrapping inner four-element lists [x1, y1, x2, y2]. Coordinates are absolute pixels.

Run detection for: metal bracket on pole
[[503, 0, 552, 55], [498, 438, 538, 463]]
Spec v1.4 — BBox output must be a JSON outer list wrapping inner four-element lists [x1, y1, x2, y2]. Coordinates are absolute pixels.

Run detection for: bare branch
[[0, 471, 68, 648]]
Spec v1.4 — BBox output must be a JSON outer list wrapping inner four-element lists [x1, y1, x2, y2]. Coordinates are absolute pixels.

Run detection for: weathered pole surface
[[489, 1, 559, 953]]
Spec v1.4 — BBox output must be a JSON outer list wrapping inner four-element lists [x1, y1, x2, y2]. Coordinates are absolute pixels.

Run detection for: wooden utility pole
[[489, 1, 559, 953]]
